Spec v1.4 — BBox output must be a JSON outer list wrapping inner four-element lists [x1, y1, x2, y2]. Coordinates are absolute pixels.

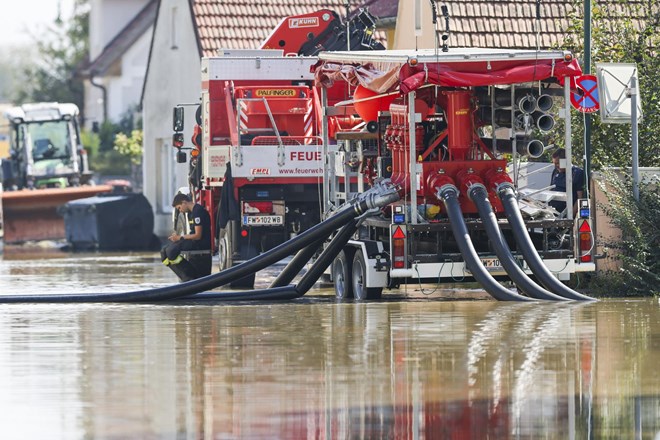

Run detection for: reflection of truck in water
[[1, 102, 92, 190]]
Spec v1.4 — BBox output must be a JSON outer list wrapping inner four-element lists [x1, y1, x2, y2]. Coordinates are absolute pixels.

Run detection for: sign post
[[595, 63, 642, 201]]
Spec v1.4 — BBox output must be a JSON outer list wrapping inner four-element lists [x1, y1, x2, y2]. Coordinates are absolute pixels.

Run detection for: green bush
[[114, 130, 143, 165], [588, 170, 660, 296]]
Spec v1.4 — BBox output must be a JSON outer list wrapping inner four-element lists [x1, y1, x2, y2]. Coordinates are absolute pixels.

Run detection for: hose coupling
[[467, 182, 488, 202], [436, 183, 459, 202], [495, 181, 516, 197], [359, 179, 401, 212]]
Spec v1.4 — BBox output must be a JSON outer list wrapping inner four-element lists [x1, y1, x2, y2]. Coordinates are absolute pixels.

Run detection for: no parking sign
[[570, 74, 600, 113]]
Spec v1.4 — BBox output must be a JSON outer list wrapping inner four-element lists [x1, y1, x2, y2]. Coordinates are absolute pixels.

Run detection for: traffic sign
[[570, 74, 600, 113]]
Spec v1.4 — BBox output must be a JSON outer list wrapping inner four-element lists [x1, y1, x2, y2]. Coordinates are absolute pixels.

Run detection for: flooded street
[[1, 247, 659, 439]]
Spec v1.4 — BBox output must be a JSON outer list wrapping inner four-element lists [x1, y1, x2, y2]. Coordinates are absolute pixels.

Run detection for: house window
[[171, 6, 178, 50]]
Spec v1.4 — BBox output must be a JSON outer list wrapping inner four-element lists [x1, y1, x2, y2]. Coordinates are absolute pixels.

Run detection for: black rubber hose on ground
[[269, 237, 326, 288], [172, 219, 359, 302], [497, 183, 595, 301], [469, 184, 568, 301], [295, 219, 358, 294], [438, 184, 534, 302], [173, 285, 302, 302], [0, 203, 362, 303]]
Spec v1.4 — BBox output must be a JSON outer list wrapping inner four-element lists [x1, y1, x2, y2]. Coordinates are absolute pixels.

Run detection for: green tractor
[[1, 102, 93, 190]]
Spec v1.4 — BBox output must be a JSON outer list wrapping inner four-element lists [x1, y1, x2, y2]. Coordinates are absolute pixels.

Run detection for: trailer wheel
[[352, 251, 382, 300], [332, 249, 354, 299]]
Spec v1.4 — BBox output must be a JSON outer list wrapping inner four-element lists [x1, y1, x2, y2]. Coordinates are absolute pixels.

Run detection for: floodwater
[[1, 246, 659, 439]]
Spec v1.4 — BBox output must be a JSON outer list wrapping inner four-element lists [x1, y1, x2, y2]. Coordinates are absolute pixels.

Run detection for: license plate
[[480, 258, 507, 274], [242, 215, 284, 226]]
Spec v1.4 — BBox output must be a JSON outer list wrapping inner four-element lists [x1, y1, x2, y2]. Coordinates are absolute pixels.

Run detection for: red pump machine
[[315, 48, 596, 300]]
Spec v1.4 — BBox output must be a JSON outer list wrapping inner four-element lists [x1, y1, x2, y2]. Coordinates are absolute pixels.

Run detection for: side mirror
[[176, 150, 187, 163], [172, 133, 184, 148], [173, 107, 184, 132]]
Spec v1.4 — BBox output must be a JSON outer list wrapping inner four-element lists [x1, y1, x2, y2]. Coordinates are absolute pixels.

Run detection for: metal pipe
[[438, 184, 534, 302], [631, 76, 640, 201], [564, 80, 574, 219], [408, 91, 418, 224], [497, 183, 595, 301], [469, 184, 568, 301], [89, 73, 108, 124]]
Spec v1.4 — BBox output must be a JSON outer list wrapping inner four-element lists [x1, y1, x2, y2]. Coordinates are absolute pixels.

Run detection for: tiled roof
[[444, 0, 656, 49], [190, 0, 397, 58], [446, 0, 576, 49], [189, 0, 656, 56]]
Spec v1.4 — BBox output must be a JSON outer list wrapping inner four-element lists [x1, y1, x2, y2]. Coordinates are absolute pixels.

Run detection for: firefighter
[[549, 148, 585, 216], [161, 193, 211, 280]]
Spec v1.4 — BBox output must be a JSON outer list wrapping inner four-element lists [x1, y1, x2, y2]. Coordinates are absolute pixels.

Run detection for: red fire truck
[[173, 8, 383, 286], [174, 9, 595, 300]]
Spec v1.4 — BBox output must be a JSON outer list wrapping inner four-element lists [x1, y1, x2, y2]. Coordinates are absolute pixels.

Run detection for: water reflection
[[0, 249, 659, 438]]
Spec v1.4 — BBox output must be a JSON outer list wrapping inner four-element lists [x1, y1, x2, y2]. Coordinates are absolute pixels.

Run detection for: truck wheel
[[332, 249, 354, 299], [217, 234, 229, 272], [352, 251, 383, 300], [230, 244, 257, 289]]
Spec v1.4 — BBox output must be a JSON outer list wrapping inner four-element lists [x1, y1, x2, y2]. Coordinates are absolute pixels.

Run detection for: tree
[[560, 1, 660, 296], [561, 0, 660, 169], [12, 0, 89, 112]]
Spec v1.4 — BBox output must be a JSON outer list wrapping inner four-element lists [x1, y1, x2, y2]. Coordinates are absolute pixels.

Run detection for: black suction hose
[[176, 285, 301, 302], [295, 219, 358, 293], [0, 181, 401, 303], [0, 202, 360, 303], [469, 184, 568, 301], [438, 184, 534, 302], [497, 183, 594, 301], [171, 219, 359, 301], [269, 237, 326, 288]]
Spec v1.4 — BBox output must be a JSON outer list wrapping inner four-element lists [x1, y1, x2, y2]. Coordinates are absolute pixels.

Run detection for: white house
[[81, 0, 156, 130]]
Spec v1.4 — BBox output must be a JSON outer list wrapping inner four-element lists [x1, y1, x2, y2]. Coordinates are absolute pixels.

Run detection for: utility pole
[[584, 0, 592, 186]]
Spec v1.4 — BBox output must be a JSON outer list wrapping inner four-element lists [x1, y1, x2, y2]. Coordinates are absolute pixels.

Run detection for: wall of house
[[84, 0, 151, 130], [142, 0, 203, 238], [89, 0, 150, 59], [392, 0, 434, 49]]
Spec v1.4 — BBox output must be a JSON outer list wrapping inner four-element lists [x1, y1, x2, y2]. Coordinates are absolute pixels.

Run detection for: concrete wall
[[142, 0, 202, 238]]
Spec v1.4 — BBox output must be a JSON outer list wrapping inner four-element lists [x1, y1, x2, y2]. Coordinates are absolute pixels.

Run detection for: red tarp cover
[[315, 58, 583, 94]]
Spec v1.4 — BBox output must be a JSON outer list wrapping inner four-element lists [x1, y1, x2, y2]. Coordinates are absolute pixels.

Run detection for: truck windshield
[[27, 120, 71, 161]]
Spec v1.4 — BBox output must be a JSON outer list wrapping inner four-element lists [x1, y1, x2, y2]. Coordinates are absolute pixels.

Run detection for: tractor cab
[[1, 102, 92, 190]]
